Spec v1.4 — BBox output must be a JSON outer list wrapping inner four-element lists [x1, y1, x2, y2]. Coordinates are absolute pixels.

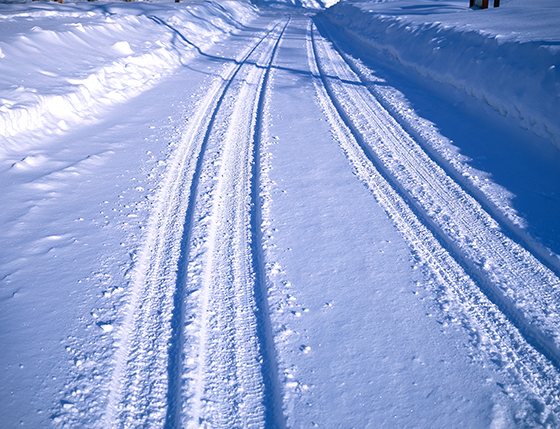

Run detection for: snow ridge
[[0, 20, 177, 147], [317, 16, 560, 301], [321, 3, 560, 150], [0, 1, 258, 159], [307, 19, 560, 422]]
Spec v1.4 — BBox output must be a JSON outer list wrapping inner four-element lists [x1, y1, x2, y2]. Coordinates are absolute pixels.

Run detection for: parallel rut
[[308, 18, 560, 417], [104, 16, 289, 429]]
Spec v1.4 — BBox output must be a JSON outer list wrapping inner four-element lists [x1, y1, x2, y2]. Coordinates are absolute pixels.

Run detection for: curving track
[[94, 10, 560, 428], [104, 16, 289, 429], [308, 17, 560, 415]]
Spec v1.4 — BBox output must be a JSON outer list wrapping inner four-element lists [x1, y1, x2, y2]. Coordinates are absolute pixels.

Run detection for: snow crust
[[322, 0, 560, 149]]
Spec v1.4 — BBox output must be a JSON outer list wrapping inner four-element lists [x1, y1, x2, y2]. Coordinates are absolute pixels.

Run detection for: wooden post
[[481, 0, 488, 9], [470, 0, 475, 6], [494, 0, 500, 7]]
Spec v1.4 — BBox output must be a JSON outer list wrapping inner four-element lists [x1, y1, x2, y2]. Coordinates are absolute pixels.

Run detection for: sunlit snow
[[1, 0, 559, 427]]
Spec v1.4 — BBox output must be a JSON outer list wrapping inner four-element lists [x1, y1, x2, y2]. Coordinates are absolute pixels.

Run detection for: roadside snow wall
[[0, 1, 257, 155], [321, 1, 560, 150]]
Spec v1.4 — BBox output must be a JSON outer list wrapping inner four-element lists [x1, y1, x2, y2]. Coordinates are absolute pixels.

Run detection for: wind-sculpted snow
[[322, 0, 560, 150], [0, 1, 257, 157]]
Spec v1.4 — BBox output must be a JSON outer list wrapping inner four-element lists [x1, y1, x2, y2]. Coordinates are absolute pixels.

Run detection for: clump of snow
[[322, 0, 560, 149], [97, 322, 113, 333], [111, 40, 134, 55]]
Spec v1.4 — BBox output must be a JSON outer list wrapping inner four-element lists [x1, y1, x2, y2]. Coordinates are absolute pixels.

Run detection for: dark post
[[482, 0, 489, 9], [470, 0, 474, 6], [494, 0, 500, 6]]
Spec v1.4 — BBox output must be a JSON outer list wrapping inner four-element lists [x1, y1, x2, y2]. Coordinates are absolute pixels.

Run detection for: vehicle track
[[307, 19, 560, 418], [181, 15, 289, 429], [316, 16, 560, 281], [103, 17, 288, 429]]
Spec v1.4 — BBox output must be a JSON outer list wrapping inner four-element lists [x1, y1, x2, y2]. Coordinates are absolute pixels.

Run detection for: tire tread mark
[[250, 15, 290, 429], [183, 17, 290, 428], [315, 16, 560, 281], [306, 20, 560, 416], [103, 21, 284, 429], [163, 17, 290, 429], [309, 21, 560, 370]]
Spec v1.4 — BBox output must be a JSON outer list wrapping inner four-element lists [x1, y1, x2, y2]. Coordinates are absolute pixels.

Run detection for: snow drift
[[0, 1, 257, 157], [321, 0, 560, 150]]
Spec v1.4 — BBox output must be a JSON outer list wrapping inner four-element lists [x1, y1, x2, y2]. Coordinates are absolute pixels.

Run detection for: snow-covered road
[[104, 15, 290, 428], [2, 1, 560, 427]]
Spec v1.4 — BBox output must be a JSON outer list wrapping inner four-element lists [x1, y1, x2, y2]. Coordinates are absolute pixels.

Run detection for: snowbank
[[0, 1, 257, 156], [255, 0, 339, 12], [321, 0, 560, 149]]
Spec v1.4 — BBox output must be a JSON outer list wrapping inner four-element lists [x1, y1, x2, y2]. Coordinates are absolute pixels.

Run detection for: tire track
[[249, 14, 288, 429], [103, 19, 286, 429], [178, 16, 290, 429], [316, 16, 560, 280], [306, 19, 560, 418]]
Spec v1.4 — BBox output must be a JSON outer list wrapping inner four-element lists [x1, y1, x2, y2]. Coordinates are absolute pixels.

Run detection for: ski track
[[103, 16, 288, 429], [307, 18, 560, 420]]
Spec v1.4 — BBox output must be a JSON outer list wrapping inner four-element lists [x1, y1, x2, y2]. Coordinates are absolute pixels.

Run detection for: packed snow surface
[[1, 0, 560, 428]]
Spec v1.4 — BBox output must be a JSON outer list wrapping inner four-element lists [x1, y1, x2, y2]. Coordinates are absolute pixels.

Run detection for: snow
[[262, 23, 507, 426], [0, 0, 257, 153], [321, 0, 560, 149], [1, 0, 560, 428]]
